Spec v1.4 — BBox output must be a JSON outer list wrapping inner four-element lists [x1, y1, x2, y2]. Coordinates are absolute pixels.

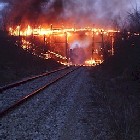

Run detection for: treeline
[[103, 8, 140, 80], [114, 8, 140, 49], [91, 9, 140, 140]]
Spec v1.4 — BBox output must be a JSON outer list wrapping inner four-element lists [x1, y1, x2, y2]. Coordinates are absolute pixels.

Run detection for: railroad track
[[0, 66, 80, 118], [0, 67, 68, 93]]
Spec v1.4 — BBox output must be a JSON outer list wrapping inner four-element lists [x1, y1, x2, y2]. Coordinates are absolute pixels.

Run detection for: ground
[[0, 32, 62, 86], [90, 66, 140, 140], [0, 31, 140, 139], [1, 67, 139, 140]]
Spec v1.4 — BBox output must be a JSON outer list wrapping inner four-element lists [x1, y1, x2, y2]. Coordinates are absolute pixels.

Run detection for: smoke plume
[[1, 0, 139, 27]]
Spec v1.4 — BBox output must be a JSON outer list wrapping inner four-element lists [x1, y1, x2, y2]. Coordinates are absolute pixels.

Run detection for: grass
[[0, 31, 62, 86], [90, 45, 140, 139]]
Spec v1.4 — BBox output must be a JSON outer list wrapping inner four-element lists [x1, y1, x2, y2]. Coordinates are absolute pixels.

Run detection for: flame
[[85, 59, 96, 65], [9, 24, 119, 66], [9, 25, 120, 37], [85, 59, 103, 66], [26, 25, 32, 36]]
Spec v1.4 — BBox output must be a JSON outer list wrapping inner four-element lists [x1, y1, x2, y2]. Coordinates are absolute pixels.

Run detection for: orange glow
[[84, 59, 103, 66], [9, 25, 120, 37], [8, 24, 119, 66], [26, 25, 32, 36], [85, 59, 96, 65]]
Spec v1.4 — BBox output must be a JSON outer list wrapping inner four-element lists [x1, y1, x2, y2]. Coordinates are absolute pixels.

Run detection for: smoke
[[70, 39, 91, 50], [70, 41, 87, 65], [69, 34, 92, 64], [1, 0, 139, 27], [8, 0, 45, 25], [62, 0, 135, 27]]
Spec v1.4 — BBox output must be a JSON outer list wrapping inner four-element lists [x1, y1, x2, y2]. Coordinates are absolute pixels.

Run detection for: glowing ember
[[85, 59, 103, 66], [9, 25, 120, 37], [85, 59, 96, 65], [9, 24, 118, 66]]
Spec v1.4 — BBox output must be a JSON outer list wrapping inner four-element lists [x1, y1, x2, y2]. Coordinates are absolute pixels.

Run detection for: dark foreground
[[0, 30, 140, 139], [1, 67, 107, 140], [1, 67, 139, 140], [0, 32, 62, 86], [90, 67, 140, 140], [89, 44, 140, 139]]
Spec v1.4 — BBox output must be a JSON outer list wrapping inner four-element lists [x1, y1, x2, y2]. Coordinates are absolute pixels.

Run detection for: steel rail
[[0, 66, 80, 118], [0, 67, 69, 93]]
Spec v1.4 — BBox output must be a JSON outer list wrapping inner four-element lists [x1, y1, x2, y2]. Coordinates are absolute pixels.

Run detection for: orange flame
[[9, 25, 120, 37]]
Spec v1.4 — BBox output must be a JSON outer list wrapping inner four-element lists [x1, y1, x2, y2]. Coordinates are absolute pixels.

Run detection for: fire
[[8, 24, 118, 66], [21, 39, 32, 49], [26, 25, 32, 36], [84, 59, 103, 66], [9, 25, 120, 37], [85, 59, 96, 65]]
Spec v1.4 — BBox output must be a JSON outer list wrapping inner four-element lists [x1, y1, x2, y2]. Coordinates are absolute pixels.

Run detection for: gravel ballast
[[1, 67, 114, 140]]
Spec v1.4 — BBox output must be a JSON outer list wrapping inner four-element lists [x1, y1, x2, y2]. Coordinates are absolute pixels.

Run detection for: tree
[[0, 4, 10, 31], [127, 8, 140, 32]]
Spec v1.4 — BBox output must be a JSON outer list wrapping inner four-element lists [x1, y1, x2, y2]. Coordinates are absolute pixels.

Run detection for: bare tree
[[127, 8, 140, 32], [0, 5, 10, 31]]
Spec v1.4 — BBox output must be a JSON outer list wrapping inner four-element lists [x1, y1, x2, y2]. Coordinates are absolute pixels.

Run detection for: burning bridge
[[9, 25, 119, 66]]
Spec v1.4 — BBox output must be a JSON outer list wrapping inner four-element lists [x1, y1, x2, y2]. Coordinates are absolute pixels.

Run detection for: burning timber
[[9, 25, 120, 66]]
